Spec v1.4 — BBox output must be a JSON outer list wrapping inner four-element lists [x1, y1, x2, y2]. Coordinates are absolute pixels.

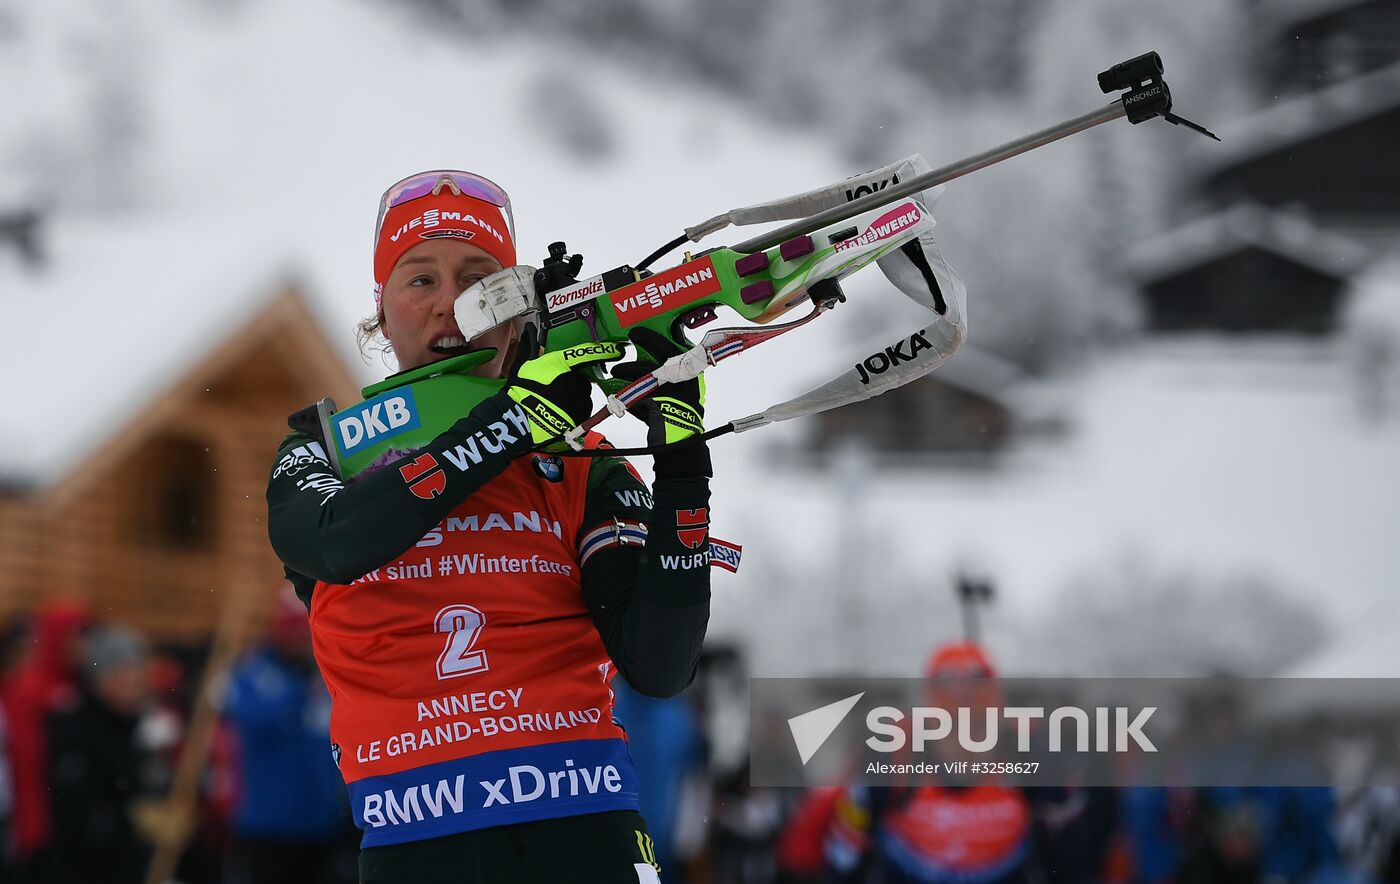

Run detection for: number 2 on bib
[[435, 604, 489, 679]]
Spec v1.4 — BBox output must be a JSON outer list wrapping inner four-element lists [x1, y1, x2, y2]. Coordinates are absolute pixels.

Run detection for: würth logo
[[676, 508, 708, 549], [400, 453, 446, 500]]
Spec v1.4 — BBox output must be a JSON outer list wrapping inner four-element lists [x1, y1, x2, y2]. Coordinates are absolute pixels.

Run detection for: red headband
[[373, 190, 516, 294]]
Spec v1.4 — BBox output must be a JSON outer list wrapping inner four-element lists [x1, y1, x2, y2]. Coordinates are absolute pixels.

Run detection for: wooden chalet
[[1202, 63, 1400, 229], [0, 274, 360, 644], [1133, 0, 1400, 337], [1257, 0, 1400, 95], [1126, 205, 1370, 333]]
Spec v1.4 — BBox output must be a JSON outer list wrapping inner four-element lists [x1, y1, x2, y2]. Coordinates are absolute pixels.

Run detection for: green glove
[[610, 328, 706, 447], [506, 326, 624, 445]]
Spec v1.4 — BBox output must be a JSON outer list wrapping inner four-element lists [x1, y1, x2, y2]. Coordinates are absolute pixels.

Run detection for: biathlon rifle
[[321, 52, 1216, 478]]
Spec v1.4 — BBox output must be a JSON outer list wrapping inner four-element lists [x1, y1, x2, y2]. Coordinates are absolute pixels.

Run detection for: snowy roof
[[1200, 61, 1400, 174], [0, 219, 305, 487], [1258, 0, 1373, 32], [1123, 202, 1373, 284]]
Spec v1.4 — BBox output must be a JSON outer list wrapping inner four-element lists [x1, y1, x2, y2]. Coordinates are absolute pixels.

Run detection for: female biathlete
[[266, 171, 714, 883]]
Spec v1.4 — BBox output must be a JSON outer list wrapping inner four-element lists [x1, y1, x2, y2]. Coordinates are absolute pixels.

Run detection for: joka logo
[[676, 508, 708, 549], [855, 331, 932, 384], [789, 693, 865, 765], [845, 171, 900, 203], [399, 453, 446, 500], [610, 257, 721, 327], [336, 388, 422, 457], [532, 455, 564, 483]]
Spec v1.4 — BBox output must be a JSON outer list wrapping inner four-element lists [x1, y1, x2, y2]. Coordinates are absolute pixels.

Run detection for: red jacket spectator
[[0, 600, 91, 862]]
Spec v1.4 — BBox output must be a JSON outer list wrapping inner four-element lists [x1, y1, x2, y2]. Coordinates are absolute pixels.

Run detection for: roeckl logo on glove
[[676, 508, 709, 549], [657, 401, 702, 432], [561, 344, 618, 360], [523, 397, 572, 436], [399, 453, 446, 500]]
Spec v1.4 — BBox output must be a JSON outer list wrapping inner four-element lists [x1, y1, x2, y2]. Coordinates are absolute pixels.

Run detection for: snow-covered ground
[[710, 337, 1400, 679], [5, 0, 1396, 680]]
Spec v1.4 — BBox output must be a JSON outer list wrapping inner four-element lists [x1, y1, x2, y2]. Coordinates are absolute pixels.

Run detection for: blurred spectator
[[0, 691, 9, 877], [776, 786, 843, 883], [823, 642, 1036, 884], [713, 761, 786, 884], [1177, 786, 1344, 884], [0, 599, 91, 880], [136, 652, 226, 884], [222, 586, 352, 884], [614, 676, 708, 881], [45, 624, 154, 884], [0, 614, 30, 875], [1122, 786, 1195, 883], [1336, 784, 1400, 881], [1028, 786, 1119, 882], [820, 642, 1121, 884]]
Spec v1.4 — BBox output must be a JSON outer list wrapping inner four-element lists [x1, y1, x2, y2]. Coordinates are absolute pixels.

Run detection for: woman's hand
[[505, 325, 624, 446], [610, 328, 711, 479], [609, 328, 706, 447]]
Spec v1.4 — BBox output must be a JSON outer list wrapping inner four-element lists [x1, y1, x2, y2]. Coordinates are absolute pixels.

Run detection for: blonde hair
[[356, 310, 393, 363]]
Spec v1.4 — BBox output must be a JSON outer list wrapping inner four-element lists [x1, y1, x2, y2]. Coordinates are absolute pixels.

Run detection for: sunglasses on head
[[374, 170, 515, 244]]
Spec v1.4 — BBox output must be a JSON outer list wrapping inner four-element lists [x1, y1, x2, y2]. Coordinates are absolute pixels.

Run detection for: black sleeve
[[266, 391, 534, 585], [579, 454, 711, 699]]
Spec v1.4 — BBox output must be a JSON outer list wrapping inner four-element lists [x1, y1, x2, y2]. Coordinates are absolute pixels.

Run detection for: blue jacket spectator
[[225, 645, 345, 840], [223, 585, 352, 884], [613, 676, 706, 876]]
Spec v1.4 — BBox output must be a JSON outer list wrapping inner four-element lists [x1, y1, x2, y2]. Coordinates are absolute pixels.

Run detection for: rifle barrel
[[733, 100, 1128, 253]]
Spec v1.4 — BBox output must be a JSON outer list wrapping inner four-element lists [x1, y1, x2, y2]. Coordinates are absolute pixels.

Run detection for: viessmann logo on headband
[[386, 208, 507, 247]]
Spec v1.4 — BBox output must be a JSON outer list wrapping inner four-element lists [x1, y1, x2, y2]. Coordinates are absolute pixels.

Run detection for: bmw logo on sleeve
[[532, 455, 564, 483], [334, 387, 423, 457]]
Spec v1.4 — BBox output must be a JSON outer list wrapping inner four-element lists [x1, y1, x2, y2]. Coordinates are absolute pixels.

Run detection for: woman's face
[[379, 238, 516, 376]]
